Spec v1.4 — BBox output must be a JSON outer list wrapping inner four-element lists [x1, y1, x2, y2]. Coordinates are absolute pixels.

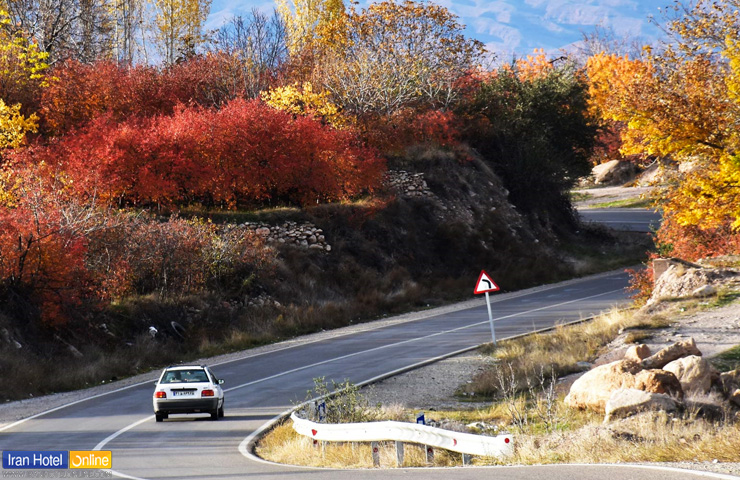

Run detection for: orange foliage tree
[[585, 0, 740, 260]]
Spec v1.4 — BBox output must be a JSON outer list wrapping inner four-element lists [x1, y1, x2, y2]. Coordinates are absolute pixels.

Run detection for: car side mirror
[[218, 379, 224, 385]]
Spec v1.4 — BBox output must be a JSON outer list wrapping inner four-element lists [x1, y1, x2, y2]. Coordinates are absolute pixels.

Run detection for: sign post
[[474, 270, 500, 345]]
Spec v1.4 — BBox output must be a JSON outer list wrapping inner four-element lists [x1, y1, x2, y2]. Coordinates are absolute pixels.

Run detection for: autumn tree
[[0, 9, 46, 155], [587, 0, 740, 259], [0, 0, 78, 62], [152, 0, 211, 64], [317, 1, 485, 116], [276, 0, 344, 56]]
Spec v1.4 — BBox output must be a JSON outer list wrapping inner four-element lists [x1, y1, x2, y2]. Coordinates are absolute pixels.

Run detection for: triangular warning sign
[[474, 270, 500, 294]]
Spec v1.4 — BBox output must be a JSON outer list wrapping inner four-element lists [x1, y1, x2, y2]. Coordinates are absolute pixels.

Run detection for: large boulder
[[641, 338, 702, 369], [663, 355, 713, 394], [592, 160, 638, 185], [564, 359, 642, 412], [634, 369, 684, 399], [604, 388, 679, 422]]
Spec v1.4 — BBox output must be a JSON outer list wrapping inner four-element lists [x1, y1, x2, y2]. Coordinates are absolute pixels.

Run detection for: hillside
[[0, 146, 650, 401]]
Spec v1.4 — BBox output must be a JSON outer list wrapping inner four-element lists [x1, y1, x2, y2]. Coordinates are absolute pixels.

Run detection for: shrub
[[20, 98, 386, 208]]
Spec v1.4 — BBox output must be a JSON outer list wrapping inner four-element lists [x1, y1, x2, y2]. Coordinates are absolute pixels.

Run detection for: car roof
[[164, 365, 208, 371]]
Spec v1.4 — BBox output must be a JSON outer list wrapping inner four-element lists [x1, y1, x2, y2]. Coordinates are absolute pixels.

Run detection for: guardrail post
[[462, 453, 473, 466], [395, 441, 404, 466], [371, 441, 380, 467], [426, 445, 434, 464]]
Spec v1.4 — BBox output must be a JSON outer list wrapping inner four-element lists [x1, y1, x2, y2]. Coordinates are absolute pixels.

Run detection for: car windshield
[[162, 369, 209, 383]]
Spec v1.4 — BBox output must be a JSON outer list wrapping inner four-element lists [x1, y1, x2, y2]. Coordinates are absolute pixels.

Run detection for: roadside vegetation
[[588, 197, 654, 209], [258, 302, 740, 468]]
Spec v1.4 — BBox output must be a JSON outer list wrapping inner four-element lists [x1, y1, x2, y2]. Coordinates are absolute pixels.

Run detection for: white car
[[152, 365, 225, 422]]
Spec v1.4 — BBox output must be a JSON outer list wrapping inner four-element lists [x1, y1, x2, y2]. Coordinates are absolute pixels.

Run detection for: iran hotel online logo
[[3, 450, 112, 469]]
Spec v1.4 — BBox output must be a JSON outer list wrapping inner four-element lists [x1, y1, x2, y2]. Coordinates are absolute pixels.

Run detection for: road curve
[[2, 269, 735, 480]]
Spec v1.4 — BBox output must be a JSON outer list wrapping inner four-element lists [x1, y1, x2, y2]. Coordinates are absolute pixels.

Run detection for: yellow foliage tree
[[0, 99, 37, 149], [515, 49, 553, 81], [152, 0, 212, 64], [0, 8, 49, 103], [276, 0, 345, 55], [260, 82, 344, 127], [586, 0, 740, 256], [0, 9, 44, 155]]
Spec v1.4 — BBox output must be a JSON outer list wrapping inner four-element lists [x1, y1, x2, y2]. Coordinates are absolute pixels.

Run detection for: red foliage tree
[[18, 99, 385, 208], [39, 55, 254, 136], [0, 167, 110, 325]]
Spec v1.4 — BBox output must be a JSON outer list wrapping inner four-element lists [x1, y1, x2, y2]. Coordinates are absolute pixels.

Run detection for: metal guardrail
[[291, 412, 514, 458]]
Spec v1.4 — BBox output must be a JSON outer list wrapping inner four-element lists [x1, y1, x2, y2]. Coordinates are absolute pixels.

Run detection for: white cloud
[[473, 19, 523, 49], [453, 1, 515, 23], [546, 4, 611, 26]]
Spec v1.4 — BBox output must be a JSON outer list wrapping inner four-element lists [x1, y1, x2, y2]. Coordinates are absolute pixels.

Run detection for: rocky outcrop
[[649, 262, 740, 304], [565, 336, 740, 421], [641, 338, 702, 369], [663, 355, 713, 394], [565, 338, 711, 413], [604, 388, 679, 422]]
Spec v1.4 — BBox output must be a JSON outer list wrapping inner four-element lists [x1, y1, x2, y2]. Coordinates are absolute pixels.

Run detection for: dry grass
[[468, 308, 640, 397], [500, 410, 740, 465], [257, 422, 459, 468]]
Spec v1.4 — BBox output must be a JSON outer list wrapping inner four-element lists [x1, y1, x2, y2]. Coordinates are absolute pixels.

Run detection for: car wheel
[[210, 408, 219, 420], [218, 403, 224, 418], [155, 414, 164, 422]]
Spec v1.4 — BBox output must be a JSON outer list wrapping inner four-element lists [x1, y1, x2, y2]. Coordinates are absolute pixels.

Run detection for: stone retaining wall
[[386, 170, 434, 198], [242, 221, 331, 252]]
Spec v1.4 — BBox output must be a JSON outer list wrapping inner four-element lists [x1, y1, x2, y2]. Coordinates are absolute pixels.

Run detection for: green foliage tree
[[464, 64, 597, 225]]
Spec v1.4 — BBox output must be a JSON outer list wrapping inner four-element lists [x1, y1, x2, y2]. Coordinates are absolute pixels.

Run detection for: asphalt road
[[3, 207, 734, 480], [3, 269, 735, 479], [578, 207, 662, 232]]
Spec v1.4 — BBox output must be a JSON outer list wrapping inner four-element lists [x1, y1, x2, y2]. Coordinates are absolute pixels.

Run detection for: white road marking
[[94, 287, 625, 479], [0, 269, 628, 434]]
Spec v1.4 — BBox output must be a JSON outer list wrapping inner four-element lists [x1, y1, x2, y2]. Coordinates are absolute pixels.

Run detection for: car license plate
[[173, 390, 195, 397]]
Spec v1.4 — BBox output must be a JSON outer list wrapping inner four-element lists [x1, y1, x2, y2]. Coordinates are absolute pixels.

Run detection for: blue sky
[[207, 0, 668, 58]]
